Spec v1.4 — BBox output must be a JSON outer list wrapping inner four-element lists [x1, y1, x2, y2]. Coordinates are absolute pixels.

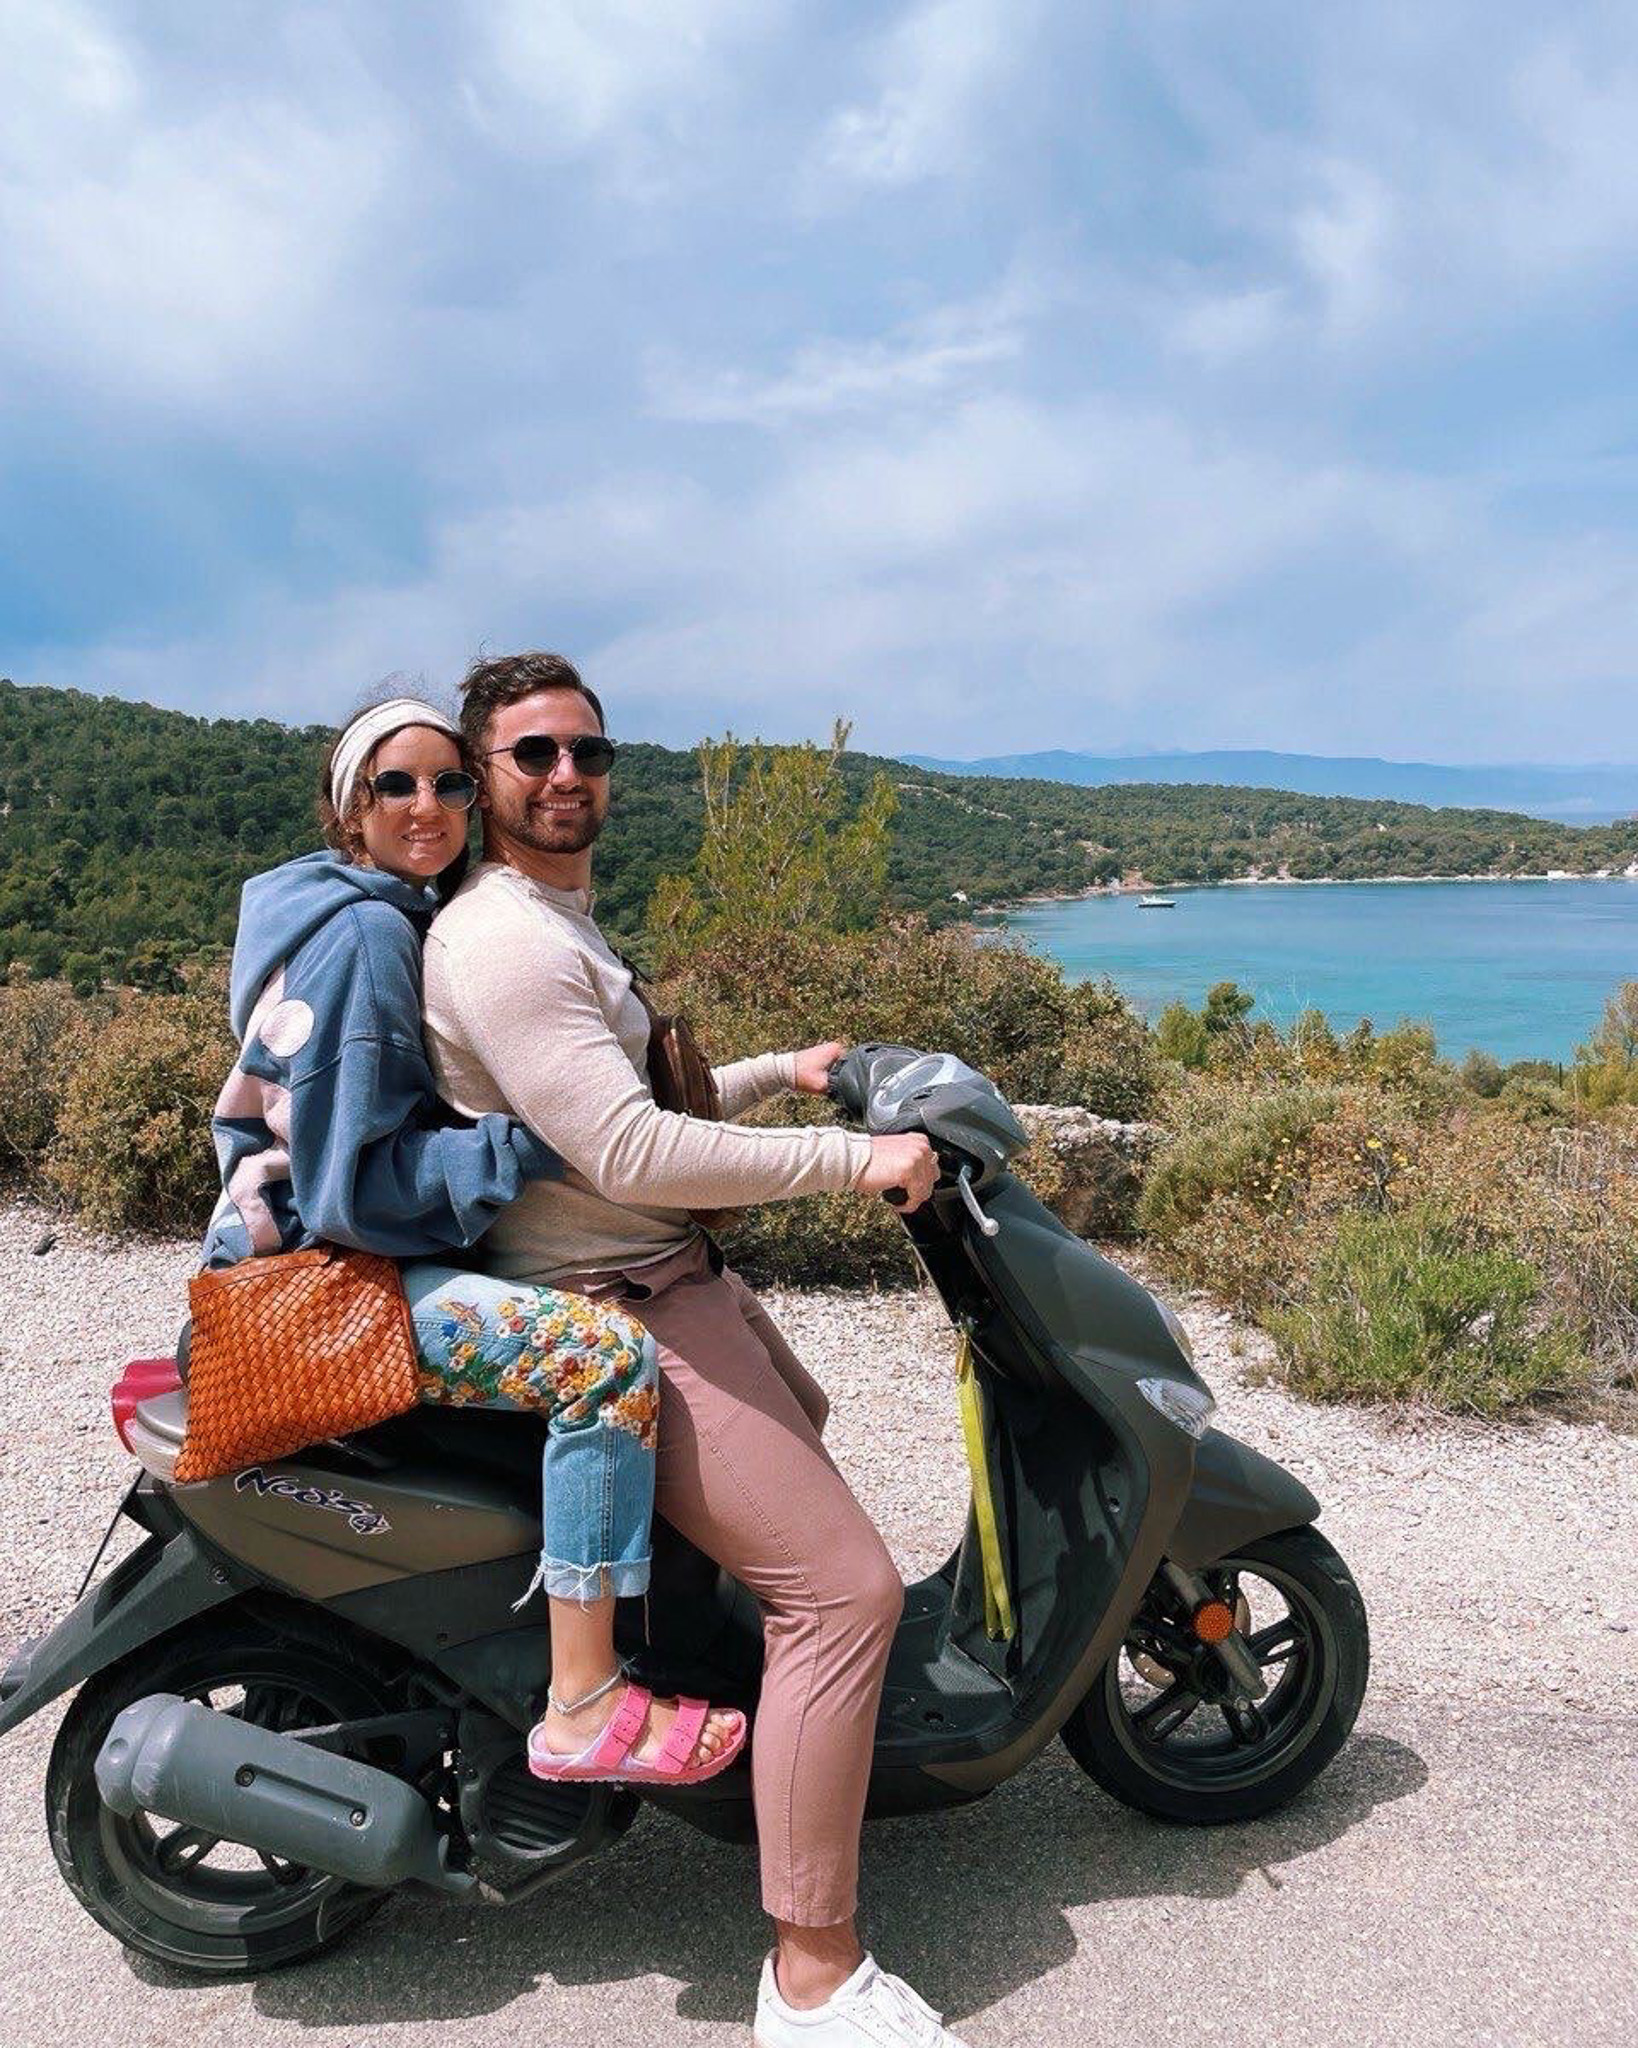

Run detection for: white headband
[[329, 697, 463, 819]]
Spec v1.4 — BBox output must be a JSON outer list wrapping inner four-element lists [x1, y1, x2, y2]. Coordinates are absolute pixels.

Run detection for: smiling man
[[419, 650, 962, 2047]]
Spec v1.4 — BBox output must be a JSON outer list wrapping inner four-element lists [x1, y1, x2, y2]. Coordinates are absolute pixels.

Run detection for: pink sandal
[[526, 1679, 747, 1787]]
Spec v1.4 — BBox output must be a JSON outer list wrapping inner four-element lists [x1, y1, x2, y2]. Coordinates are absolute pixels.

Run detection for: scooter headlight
[[1137, 1377, 1216, 1441]]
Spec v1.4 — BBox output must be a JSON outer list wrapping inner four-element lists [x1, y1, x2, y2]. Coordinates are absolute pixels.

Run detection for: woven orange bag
[[174, 1246, 420, 1483]]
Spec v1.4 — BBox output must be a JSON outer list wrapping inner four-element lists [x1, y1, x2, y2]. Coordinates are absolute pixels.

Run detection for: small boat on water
[[1137, 894, 1177, 909]]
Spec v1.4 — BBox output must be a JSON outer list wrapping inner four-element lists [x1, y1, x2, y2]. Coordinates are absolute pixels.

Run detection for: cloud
[[6, 2, 1638, 773], [808, 0, 1027, 194], [646, 291, 1024, 425], [458, 0, 772, 190], [1149, 9, 1638, 361], [0, 3, 399, 421]]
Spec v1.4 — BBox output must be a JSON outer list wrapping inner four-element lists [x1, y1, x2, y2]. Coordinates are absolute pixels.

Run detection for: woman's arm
[[283, 907, 561, 1255]]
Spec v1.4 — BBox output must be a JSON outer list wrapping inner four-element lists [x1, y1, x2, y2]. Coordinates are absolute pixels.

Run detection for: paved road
[[3, 1688, 1634, 2046], [2, 1209, 1634, 2045]]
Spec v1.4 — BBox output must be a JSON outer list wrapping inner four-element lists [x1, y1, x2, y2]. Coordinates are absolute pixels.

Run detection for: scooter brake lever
[[957, 1163, 1000, 1238]]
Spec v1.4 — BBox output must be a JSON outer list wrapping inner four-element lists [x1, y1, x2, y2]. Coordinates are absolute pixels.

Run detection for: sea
[[992, 878, 1638, 1066]]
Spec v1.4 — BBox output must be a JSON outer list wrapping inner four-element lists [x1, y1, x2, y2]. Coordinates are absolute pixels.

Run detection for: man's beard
[[506, 795, 605, 854]]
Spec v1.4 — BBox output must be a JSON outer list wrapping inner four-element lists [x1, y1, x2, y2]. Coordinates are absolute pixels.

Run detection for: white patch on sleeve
[[258, 998, 315, 1059]]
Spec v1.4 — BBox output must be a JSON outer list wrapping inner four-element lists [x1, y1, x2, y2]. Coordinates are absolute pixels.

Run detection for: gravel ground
[[1, 1196, 1635, 2047]]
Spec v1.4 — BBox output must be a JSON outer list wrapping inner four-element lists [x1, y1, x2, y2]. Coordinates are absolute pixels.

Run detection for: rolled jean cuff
[[514, 1553, 653, 1609]]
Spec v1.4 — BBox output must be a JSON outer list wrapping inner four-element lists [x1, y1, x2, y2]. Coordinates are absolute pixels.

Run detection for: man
[[422, 652, 968, 2047]]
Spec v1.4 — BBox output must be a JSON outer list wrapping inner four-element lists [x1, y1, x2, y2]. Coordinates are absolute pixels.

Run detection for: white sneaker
[[754, 1952, 970, 2046]]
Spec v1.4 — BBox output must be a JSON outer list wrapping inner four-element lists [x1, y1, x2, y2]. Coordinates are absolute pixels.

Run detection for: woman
[[203, 695, 742, 1782]]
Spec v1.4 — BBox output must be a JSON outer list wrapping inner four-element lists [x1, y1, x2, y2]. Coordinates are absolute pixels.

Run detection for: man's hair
[[458, 651, 606, 752]]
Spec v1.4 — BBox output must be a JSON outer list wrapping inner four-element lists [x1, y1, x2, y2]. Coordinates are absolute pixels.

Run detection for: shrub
[[715, 1041, 1116, 1290], [1266, 1205, 1593, 1412], [1496, 1074, 1568, 1124], [1459, 1049, 1504, 1098], [1401, 1113, 1638, 1383], [0, 974, 106, 1175], [1202, 980, 1254, 1040], [47, 968, 234, 1234], [656, 918, 1156, 1121], [1359, 1021, 1450, 1107], [703, 944, 1147, 1284], [1138, 1067, 1447, 1313], [1138, 1083, 1337, 1242], [1291, 1008, 1340, 1067]]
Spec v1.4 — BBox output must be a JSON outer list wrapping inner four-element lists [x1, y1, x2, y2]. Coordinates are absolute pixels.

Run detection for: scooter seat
[[123, 1384, 549, 1491]]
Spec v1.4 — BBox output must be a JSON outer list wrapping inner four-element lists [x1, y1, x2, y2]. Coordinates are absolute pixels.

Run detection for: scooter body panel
[[0, 1518, 238, 1738], [1166, 1429, 1320, 1568], [170, 1409, 545, 1601]]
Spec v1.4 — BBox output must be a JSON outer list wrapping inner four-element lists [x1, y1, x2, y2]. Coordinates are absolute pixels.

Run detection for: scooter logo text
[[233, 1467, 392, 1537]]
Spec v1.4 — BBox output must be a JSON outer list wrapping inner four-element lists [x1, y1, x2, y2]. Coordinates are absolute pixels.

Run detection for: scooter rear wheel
[[1062, 1524, 1369, 1825], [47, 1610, 404, 1975]]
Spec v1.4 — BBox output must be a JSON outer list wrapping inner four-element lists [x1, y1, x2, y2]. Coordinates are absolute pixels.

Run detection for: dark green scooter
[[0, 1043, 1368, 1975]]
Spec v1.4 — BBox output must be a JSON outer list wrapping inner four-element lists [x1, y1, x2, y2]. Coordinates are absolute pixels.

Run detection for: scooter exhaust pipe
[[95, 1693, 474, 1896]]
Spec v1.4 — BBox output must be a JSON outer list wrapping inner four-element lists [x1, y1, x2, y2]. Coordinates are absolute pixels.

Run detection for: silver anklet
[[547, 1664, 626, 1716]]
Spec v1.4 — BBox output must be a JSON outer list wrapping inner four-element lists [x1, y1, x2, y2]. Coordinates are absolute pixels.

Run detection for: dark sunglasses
[[368, 768, 479, 810], [485, 734, 619, 778]]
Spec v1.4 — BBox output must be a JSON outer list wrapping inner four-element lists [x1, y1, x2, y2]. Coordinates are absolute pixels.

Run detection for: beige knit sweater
[[421, 863, 873, 1282]]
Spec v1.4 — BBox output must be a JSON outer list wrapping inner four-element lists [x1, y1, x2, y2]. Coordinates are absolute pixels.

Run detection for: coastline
[[974, 866, 1638, 918]]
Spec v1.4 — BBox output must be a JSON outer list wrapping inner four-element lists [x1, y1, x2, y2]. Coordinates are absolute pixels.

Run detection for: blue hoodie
[[201, 849, 559, 1269]]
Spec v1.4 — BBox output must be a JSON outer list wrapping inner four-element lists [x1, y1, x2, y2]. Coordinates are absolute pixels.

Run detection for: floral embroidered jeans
[[400, 1261, 659, 1605]]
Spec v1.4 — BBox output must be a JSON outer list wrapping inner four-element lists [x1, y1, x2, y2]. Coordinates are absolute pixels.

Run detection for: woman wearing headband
[[201, 695, 746, 1784]]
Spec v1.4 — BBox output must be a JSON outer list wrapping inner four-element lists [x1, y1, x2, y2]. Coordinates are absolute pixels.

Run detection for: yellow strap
[[957, 1334, 1015, 1641]]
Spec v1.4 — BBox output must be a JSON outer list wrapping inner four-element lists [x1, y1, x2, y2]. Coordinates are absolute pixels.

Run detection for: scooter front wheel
[[47, 1610, 406, 1975], [1062, 1524, 1369, 1825]]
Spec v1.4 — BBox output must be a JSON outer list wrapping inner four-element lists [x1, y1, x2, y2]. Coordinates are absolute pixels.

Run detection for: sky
[[3, 0, 1638, 761]]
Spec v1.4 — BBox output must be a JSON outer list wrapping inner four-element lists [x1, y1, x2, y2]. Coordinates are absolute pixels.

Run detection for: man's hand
[[855, 1133, 939, 1213], [793, 1039, 847, 1095]]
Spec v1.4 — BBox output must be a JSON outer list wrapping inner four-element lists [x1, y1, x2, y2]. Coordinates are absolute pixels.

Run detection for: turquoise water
[[996, 879, 1638, 1065]]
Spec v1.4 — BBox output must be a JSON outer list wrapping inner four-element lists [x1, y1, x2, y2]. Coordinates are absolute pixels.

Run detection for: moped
[[1, 1043, 1368, 1974]]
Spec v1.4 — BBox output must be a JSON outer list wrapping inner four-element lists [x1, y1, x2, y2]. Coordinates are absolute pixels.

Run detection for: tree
[[1459, 1049, 1504, 1098], [1203, 980, 1255, 1036], [1580, 981, 1638, 1069], [1291, 1007, 1339, 1068], [63, 951, 102, 997], [646, 721, 896, 967], [1572, 980, 1638, 1108], [1155, 1000, 1210, 1068]]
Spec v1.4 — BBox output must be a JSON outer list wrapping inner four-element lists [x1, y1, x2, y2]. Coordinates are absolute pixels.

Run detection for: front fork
[[1161, 1561, 1269, 1704]]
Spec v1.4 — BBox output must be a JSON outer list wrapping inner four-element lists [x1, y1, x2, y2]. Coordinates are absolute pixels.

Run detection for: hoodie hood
[[229, 849, 437, 1037]]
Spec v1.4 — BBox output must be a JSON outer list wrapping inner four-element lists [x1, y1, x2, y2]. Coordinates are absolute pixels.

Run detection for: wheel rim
[[96, 1660, 379, 1939], [1104, 1553, 1338, 1793]]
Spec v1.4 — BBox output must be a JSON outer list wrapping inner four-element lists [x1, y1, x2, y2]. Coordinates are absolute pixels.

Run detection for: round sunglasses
[[485, 734, 619, 778], [367, 768, 479, 811]]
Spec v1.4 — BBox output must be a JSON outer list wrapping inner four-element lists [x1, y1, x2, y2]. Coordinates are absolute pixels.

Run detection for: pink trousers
[[556, 1236, 901, 1926]]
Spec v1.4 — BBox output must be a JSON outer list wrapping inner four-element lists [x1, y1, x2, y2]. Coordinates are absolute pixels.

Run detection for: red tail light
[[112, 1357, 181, 1452]]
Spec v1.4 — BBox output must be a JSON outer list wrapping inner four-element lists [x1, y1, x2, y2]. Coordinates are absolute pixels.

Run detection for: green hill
[[4, 677, 1637, 987]]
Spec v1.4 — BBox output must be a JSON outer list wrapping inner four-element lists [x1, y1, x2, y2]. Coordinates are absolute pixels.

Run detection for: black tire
[[1062, 1524, 1369, 1825], [47, 1608, 406, 1976]]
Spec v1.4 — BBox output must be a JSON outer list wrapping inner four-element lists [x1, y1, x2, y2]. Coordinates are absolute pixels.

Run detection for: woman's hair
[[316, 685, 476, 897]]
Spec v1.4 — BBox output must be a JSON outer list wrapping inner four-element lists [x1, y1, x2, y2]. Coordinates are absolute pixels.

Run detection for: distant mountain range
[[896, 749, 1638, 825]]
